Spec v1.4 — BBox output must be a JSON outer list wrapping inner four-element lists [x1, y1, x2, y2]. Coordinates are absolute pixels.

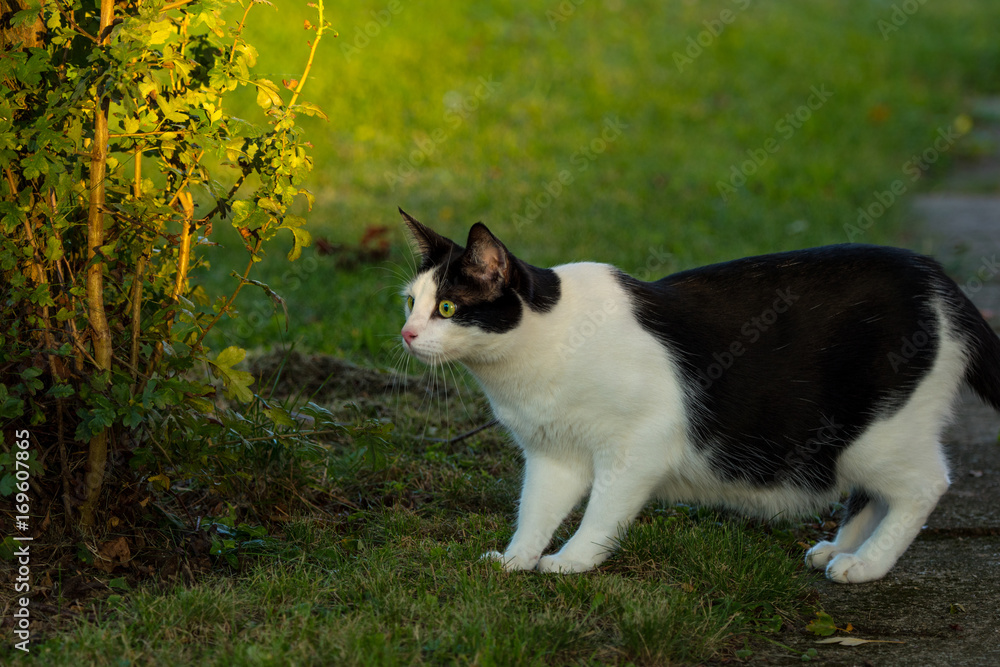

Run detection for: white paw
[[537, 553, 596, 574], [804, 541, 843, 570], [480, 550, 539, 571], [825, 553, 889, 583]]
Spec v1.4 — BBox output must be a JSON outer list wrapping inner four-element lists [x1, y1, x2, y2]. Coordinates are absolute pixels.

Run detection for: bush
[[0, 0, 380, 540]]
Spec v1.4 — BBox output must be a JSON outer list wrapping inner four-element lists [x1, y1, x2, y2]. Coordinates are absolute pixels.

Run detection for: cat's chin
[[404, 345, 457, 366]]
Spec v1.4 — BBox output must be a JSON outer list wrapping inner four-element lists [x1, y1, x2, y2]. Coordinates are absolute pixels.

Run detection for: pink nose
[[402, 329, 418, 346]]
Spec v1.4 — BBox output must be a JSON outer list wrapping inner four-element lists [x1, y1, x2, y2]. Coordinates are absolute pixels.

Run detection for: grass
[[197, 0, 1000, 361], [12, 357, 824, 665], [21, 505, 814, 665], [0, 357, 860, 664], [16, 1, 1000, 664]]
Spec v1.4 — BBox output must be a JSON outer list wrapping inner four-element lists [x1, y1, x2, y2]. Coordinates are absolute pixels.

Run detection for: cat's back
[[606, 243, 967, 487], [643, 243, 940, 309]]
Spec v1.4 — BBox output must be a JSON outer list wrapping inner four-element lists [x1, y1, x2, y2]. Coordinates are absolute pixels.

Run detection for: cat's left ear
[[463, 223, 511, 297], [399, 208, 462, 266]]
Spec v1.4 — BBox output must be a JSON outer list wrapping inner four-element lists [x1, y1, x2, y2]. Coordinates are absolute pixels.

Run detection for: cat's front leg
[[482, 451, 591, 571], [538, 450, 661, 574]]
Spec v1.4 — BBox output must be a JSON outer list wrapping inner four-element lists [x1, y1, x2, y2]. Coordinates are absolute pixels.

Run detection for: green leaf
[[44, 235, 63, 262], [45, 383, 75, 399], [0, 536, 17, 560], [290, 102, 328, 121], [147, 20, 174, 46], [215, 346, 246, 370], [264, 405, 295, 428], [286, 226, 312, 261], [255, 79, 283, 109], [0, 387, 25, 420], [210, 346, 254, 403], [108, 577, 131, 591], [0, 474, 15, 496], [806, 611, 837, 637], [122, 116, 141, 135]]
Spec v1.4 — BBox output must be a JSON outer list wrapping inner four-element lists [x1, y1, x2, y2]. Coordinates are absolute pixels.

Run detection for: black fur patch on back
[[615, 244, 945, 491]]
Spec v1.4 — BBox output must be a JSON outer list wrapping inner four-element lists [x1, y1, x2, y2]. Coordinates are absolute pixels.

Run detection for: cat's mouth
[[401, 334, 438, 364]]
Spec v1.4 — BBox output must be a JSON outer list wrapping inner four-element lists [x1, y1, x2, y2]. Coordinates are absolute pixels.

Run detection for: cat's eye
[[405, 295, 414, 311], [438, 300, 456, 318]]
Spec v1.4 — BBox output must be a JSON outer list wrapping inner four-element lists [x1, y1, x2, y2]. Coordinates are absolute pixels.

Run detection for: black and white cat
[[398, 209, 1000, 583]]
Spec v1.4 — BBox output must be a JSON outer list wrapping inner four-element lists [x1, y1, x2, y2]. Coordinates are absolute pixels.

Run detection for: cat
[[397, 208, 1000, 583]]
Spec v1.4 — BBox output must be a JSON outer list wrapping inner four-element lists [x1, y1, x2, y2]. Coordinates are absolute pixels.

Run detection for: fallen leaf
[[806, 611, 838, 637], [816, 637, 905, 646], [94, 537, 131, 573], [867, 103, 891, 124]]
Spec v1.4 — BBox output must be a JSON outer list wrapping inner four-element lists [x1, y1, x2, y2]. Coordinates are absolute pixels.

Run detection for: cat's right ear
[[399, 208, 462, 266]]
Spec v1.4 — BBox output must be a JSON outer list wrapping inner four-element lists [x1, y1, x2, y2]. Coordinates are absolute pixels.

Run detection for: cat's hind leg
[[805, 491, 886, 570], [483, 451, 591, 571], [825, 453, 949, 583]]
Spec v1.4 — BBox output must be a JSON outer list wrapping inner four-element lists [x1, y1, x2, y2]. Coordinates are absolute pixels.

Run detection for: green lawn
[[200, 0, 999, 362], [19, 367, 820, 665], [17, 1, 1000, 664]]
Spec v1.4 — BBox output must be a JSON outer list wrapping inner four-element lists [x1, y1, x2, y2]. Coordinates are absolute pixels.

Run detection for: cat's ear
[[463, 222, 511, 297], [399, 208, 462, 265]]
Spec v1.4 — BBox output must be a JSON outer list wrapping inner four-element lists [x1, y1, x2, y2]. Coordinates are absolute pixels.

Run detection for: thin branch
[[420, 419, 500, 445], [170, 190, 194, 301], [227, 1, 255, 65], [288, 0, 327, 108], [160, 0, 196, 13], [193, 238, 262, 348]]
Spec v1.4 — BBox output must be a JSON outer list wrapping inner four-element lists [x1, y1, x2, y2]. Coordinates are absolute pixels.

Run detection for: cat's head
[[399, 209, 560, 365]]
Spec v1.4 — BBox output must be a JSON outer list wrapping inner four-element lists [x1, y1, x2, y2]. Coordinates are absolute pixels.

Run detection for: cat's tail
[[950, 287, 1000, 412]]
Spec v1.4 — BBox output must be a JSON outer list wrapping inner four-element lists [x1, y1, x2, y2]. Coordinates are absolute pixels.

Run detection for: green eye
[[438, 300, 456, 318], [406, 295, 414, 311]]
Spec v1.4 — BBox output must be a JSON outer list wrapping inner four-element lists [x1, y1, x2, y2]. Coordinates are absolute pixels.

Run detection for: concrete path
[[755, 104, 1000, 665]]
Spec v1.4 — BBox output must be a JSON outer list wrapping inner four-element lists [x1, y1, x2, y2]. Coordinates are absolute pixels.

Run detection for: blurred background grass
[[199, 0, 1000, 363]]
